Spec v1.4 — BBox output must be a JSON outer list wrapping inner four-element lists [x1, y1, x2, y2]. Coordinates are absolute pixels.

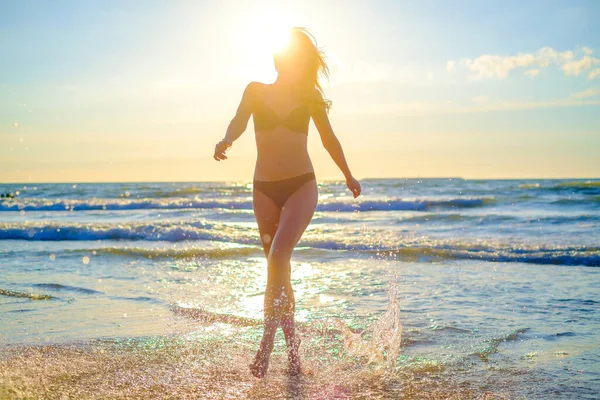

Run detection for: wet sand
[[0, 338, 511, 400]]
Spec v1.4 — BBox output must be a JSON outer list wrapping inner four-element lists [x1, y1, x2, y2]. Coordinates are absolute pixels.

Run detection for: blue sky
[[1, 0, 599, 182]]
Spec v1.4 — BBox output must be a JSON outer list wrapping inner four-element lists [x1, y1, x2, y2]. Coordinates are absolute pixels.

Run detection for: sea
[[0, 178, 599, 399]]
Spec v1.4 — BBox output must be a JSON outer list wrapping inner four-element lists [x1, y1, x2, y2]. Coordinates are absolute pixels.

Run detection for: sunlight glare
[[238, 8, 294, 81], [245, 9, 292, 56]]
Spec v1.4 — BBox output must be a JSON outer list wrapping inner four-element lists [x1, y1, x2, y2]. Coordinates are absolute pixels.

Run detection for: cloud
[[568, 88, 600, 99], [562, 56, 599, 76], [589, 68, 600, 80], [447, 46, 599, 79], [525, 69, 540, 77]]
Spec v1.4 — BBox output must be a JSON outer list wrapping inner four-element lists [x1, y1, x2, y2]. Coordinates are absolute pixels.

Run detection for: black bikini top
[[253, 90, 311, 135]]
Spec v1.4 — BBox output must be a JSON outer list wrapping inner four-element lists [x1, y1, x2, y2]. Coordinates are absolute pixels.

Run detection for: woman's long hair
[[274, 27, 332, 112]]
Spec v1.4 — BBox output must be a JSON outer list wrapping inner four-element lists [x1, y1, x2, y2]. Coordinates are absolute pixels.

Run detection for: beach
[[1, 178, 599, 399]]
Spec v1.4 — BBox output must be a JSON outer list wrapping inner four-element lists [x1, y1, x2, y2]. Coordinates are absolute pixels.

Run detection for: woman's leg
[[250, 188, 281, 377], [265, 179, 318, 376], [270, 180, 318, 375], [251, 179, 318, 377]]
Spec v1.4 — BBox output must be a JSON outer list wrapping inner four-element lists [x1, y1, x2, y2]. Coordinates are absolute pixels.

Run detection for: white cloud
[[582, 47, 593, 56], [588, 68, 600, 80], [447, 46, 598, 79], [568, 88, 600, 99], [525, 69, 540, 77], [562, 56, 599, 76]]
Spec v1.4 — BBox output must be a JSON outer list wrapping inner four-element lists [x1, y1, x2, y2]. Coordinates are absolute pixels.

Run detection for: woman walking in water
[[213, 27, 361, 378]]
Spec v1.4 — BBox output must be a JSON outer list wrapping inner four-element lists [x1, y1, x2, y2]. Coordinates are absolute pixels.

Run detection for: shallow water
[[1, 179, 599, 398]]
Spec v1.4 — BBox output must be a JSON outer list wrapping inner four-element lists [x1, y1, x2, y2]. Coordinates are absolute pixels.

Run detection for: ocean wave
[[360, 246, 600, 267], [395, 213, 600, 225], [0, 196, 495, 213], [518, 183, 541, 189], [151, 187, 213, 197], [0, 288, 53, 300], [32, 283, 103, 295], [476, 328, 530, 361], [393, 213, 517, 224], [551, 197, 600, 206], [72, 246, 262, 259], [554, 181, 600, 189], [318, 197, 494, 212], [0, 198, 253, 212], [2, 220, 598, 266], [0, 221, 219, 242], [406, 214, 600, 225], [298, 238, 600, 266], [519, 180, 600, 193]]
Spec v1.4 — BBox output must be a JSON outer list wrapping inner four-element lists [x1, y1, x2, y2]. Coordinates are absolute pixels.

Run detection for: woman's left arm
[[312, 101, 361, 198]]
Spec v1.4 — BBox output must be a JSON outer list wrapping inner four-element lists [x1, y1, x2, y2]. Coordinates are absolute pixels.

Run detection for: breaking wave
[[0, 221, 217, 242], [2, 219, 598, 266], [0, 197, 495, 213]]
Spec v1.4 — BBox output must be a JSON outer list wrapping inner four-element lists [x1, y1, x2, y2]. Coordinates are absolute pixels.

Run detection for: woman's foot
[[250, 343, 272, 378], [250, 323, 277, 379]]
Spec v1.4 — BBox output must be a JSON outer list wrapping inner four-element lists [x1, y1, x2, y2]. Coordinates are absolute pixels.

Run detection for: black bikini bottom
[[253, 172, 316, 209]]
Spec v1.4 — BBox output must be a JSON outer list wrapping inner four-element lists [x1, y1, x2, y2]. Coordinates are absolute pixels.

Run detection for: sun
[[238, 8, 294, 80], [245, 9, 293, 56]]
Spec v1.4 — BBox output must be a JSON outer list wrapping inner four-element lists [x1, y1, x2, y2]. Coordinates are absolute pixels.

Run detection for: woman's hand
[[346, 176, 361, 198], [213, 139, 232, 161]]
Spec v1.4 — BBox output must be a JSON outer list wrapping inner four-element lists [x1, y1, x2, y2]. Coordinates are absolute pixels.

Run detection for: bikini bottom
[[253, 172, 316, 209]]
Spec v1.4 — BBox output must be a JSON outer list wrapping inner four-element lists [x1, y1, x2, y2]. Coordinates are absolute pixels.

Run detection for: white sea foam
[[0, 196, 495, 213]]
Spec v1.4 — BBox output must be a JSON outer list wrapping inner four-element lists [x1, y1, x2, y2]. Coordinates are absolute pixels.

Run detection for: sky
[[1, 0, 599, 182]]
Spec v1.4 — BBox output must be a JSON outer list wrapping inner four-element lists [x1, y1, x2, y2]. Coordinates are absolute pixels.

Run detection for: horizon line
[[2, 176, 600, 185]]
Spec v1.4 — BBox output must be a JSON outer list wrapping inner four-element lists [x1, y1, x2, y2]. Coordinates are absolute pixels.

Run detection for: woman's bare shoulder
[[242, 81, 268, 102]]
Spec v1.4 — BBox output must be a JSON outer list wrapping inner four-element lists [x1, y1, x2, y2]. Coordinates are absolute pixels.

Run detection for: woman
[[213, 27, 361, 378]]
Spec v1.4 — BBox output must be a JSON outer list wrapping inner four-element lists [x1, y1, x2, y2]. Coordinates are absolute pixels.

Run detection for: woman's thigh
[[269, 179, 318, 262], [253, 189, 281, 258]]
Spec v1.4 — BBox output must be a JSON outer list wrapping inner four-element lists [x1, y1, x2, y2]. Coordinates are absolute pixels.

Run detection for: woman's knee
[[267, 246, 292, 269]]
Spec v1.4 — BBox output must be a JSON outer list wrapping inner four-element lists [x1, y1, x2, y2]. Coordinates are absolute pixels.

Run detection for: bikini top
[[252, 90, 311, 135]]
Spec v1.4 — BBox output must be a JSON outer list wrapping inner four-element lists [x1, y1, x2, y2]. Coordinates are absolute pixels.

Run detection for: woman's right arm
[[214, 82, 259, 161]]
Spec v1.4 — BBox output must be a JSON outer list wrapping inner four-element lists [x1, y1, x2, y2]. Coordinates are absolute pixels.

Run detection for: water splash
[[174, 278, 402, 370], [329, 279, 402, 368]]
